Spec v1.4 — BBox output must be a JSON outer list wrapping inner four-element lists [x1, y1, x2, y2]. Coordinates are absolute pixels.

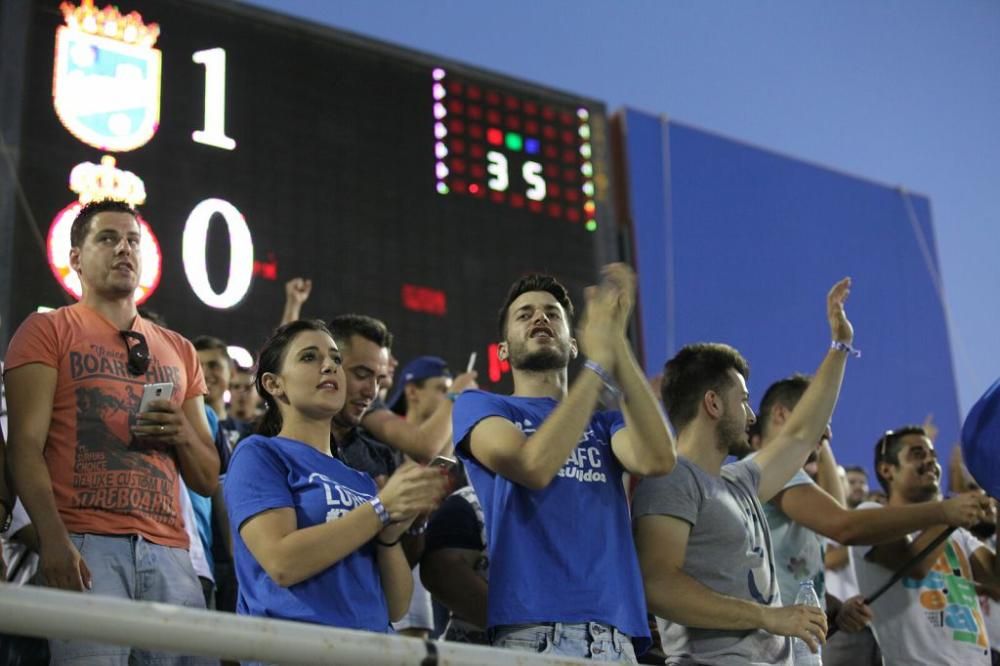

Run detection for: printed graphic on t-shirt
[[514, 418, 609, 484], [69, 347, 181, 526], [741, 499, 776, 606], [308, 472, 374, 521], [902, 542, 988, 648]]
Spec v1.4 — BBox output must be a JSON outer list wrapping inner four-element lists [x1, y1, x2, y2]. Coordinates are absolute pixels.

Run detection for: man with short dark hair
[[454, 264, 675, 661], [844, 465, 869, 509], [850, 427, 997, 665], [4, 199, 219, 664], [634, 279, 854, 665], [752, 375, 987, 665], [281, 281, 476, 463]]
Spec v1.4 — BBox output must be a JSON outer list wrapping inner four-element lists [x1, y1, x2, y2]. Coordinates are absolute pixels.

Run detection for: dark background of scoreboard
[[1, 0, 617, 388]]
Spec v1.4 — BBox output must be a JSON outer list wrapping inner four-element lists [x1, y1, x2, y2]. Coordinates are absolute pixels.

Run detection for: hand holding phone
[[138, 382, 174, 414]]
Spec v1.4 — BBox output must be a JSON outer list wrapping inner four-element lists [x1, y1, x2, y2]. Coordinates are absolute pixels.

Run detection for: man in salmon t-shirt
[[4, 199, 220, 665]]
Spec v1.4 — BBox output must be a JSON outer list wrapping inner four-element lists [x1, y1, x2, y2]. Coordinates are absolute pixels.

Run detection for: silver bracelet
[[830, 340, 861, 358], [584, 359, 623, 400], [369, 496, 391, 526]]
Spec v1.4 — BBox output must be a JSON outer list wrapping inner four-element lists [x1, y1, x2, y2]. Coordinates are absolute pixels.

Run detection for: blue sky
[[244, 0, 999, 416]]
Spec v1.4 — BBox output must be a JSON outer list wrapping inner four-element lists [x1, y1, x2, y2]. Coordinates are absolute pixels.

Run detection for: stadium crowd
[[1, 198, 998, 665]]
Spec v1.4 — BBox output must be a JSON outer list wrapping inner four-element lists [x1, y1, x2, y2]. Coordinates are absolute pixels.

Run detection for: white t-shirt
[[850, 502, 991, 666], [977, 535, 1000, 652], [825, 537, 860, 602]]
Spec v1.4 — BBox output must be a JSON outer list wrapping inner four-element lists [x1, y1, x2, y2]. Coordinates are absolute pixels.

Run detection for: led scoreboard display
[[0, 0, 616, 387]]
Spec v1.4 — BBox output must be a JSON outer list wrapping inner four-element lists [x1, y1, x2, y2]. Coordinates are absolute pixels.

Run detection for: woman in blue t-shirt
[[224, 319, 446, 631]]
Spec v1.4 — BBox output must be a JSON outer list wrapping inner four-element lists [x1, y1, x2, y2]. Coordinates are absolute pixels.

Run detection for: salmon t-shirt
[[4, 303, 207, 548]]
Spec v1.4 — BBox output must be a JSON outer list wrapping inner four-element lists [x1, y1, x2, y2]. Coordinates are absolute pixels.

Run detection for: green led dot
[[436, 182, 449, 195], [585, 220, 598, 232], [505, 132, 523, 151]]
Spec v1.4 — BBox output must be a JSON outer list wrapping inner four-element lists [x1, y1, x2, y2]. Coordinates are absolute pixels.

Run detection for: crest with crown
[[70, 155, 147, 206], [60, 0, 160, 47]]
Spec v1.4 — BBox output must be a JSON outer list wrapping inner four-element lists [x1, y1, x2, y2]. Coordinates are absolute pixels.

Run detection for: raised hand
[[285, 278, 312, 308], [600, 262, 637, 335], [450, 370, 479, 394], [577, 283, 620, 371], [827, 277, 854, 345]]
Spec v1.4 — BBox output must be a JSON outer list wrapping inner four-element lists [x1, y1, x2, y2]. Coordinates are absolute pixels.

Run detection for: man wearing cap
[[385, 356, 476, 639]]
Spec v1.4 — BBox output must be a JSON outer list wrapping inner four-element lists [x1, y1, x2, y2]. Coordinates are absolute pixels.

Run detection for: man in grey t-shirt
[[633, 279, 855, 666]]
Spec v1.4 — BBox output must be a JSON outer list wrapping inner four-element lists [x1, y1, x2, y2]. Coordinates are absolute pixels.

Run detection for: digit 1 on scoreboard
[[192, 48, 237, 150]]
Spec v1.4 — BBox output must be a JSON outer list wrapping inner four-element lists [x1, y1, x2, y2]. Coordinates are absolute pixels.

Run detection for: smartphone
[[466, 352, 477, 374], [429, 455, 458, 470], [138, 382, 174, 414]]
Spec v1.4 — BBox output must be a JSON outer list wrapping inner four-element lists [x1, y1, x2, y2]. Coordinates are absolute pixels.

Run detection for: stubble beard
[[508, 338, 571, 373]]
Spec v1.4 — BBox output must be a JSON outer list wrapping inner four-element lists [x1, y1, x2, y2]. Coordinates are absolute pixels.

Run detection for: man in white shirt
[[851, 426, 997, 666]]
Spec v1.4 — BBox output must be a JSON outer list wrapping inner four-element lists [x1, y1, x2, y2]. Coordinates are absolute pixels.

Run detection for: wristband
[[369, 496, 391, 526], [584, 359, 623, 400], [831, 340, 861, 358], [375, 534, 403, 547]]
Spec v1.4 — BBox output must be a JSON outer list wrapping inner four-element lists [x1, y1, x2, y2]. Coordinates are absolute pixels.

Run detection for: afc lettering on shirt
[[308, 472, 373, 522], [515, 419, 609, 485]]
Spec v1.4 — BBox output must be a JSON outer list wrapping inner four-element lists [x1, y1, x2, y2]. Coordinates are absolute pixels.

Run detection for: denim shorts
[[492, 621, 638, 663], [47, 533, 216, 666]]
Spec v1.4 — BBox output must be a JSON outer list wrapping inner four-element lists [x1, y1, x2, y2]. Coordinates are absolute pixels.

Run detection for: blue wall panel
[[624, 109, 960, 480]]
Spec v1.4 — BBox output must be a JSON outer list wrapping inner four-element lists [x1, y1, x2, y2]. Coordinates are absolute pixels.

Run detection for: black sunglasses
[[120, 330, 150, 376]]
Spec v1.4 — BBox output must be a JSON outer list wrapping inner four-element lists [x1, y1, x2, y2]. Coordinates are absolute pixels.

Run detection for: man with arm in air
[[453, 263, 674, 661]]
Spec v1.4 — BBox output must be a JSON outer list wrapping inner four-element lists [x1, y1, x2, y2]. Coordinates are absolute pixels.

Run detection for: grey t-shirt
[[632, 457, 791, 666]]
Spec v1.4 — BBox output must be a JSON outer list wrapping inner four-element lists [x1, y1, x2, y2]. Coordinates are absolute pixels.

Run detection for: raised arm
[[635, 514, 827, 653], [279, 277, 312, 326], [363, 371, 478, 462], [813, 435, 846, 507], [754, 278, 853, 502], [466, 283, 623, 490], [601, 264, 675, 477]]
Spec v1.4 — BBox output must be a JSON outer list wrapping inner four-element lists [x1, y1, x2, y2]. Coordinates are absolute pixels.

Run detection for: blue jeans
[[492, 622, 638, 662], [48, 533, 216, 666]]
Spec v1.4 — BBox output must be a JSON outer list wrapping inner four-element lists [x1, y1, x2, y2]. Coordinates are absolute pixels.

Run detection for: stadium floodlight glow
[[227, 345, 253, 369], [435, 122, 447, 139], [577, 107, 589, 120], [579, 125, 591, 140], [436, 182, 449, 194], [433, 103, 446, 120], [432, 83, 445, 100], [182, 198, 254, 309], [435, 142, 448, 159], [436, 162, 449, 179], [585, 220, 597, 232], [432, 67, 445, 80], [580, 143, 592, 158]]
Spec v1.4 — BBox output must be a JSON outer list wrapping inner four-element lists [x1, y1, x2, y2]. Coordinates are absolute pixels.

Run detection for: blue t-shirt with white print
[[225, 435, 389, 631], [453, 390, 651, 652]]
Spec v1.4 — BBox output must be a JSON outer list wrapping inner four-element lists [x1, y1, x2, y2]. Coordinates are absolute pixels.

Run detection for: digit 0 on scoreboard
[[431, 68, 599, 232]]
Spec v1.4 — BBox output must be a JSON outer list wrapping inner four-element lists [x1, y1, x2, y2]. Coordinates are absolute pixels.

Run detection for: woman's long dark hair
[[255, 319, 333, 437]]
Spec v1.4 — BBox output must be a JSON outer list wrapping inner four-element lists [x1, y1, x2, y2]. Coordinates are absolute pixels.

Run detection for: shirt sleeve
[[724, 458, 763, 495], [631, 461, 702, 526], [452, 390, 514, 452], [224, 438, 294, 531], [179, 338, 207, 400], [424, 494, 484, 553], [3, 313, 60, 373], [781, 467, 815, 491]]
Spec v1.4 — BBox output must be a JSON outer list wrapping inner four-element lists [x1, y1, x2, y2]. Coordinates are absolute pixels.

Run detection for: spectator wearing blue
[[453, 263, 675, 662], [224, 320, 447, 632]]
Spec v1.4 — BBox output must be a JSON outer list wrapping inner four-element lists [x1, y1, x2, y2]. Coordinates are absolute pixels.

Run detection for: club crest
[[53, 1, 162, 152]]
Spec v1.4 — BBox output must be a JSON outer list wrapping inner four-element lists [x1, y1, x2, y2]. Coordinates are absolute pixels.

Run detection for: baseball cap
[[387, 355, 452, 413]]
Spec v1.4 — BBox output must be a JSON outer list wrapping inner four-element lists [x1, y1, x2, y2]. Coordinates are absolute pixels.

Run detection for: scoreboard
[[0, 0, 617, 387]]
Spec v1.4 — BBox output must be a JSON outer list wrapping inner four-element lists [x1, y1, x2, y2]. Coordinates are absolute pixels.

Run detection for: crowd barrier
[[0, 583, 589, 665]]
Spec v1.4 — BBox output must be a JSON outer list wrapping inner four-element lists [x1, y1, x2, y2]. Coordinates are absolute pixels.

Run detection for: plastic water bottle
[[792, 579, 823, 665]]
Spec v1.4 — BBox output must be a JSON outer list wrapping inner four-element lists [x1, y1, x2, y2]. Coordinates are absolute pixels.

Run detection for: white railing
[[0, 582, 590, 665]]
